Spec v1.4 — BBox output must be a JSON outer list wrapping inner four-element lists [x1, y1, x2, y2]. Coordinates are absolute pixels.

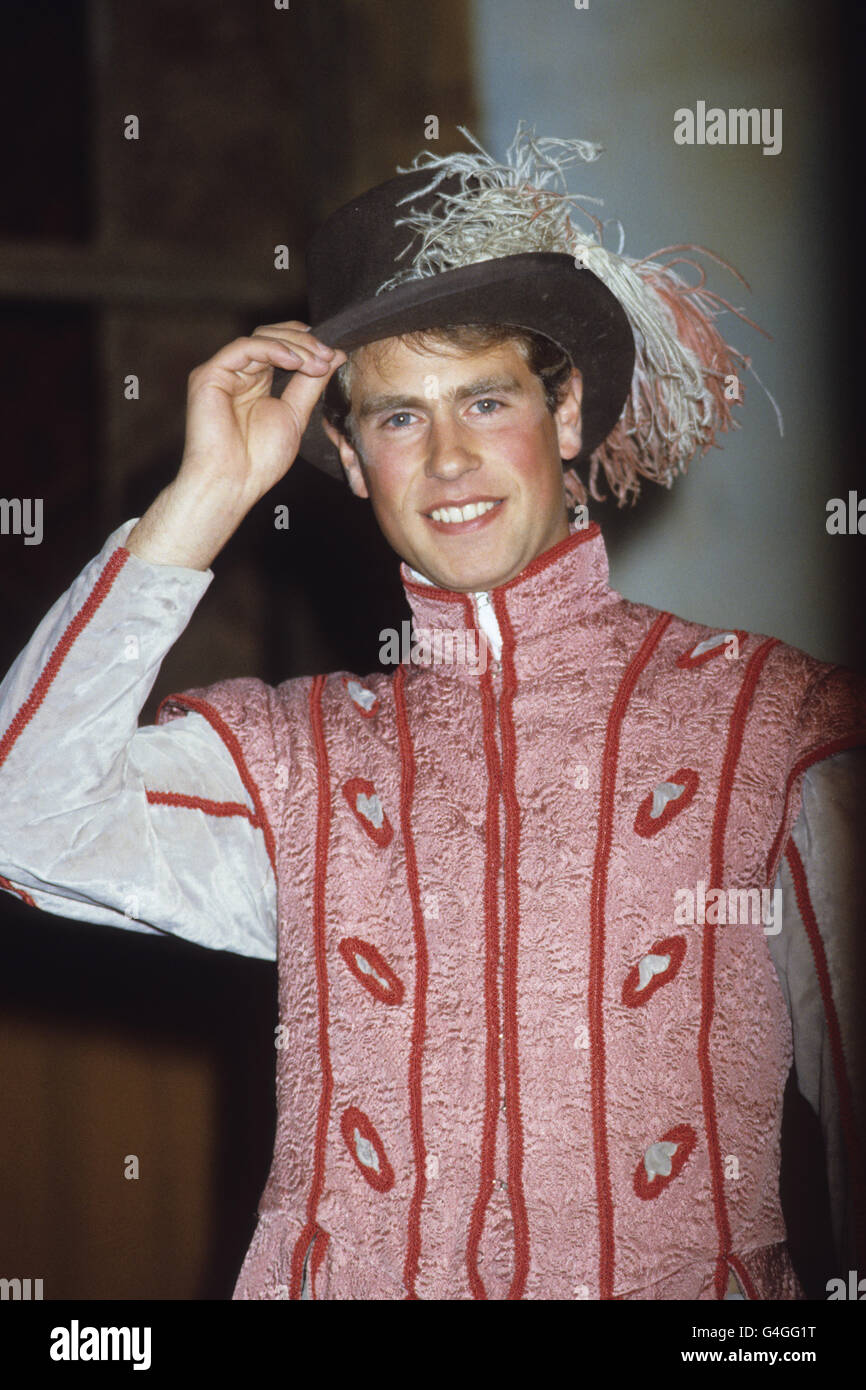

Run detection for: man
[[1, 128, 864, 1300]]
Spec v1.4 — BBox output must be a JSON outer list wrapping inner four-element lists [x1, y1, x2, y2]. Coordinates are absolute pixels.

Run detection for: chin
[[440, 541, 533, 591], [402, 518, 552, 592], [426, 559, 515, 594]]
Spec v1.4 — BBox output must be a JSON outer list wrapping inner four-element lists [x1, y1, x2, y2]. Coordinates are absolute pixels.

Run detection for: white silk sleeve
[[0, 519, 277, 961], [770, 748, 866, 1270]]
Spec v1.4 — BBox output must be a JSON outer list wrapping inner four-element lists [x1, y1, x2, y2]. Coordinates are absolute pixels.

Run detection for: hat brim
[[270, 252, 635, 480]]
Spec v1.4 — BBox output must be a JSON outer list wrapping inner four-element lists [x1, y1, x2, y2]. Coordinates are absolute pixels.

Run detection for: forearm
[[125, 320, 344, 572], [125, 473, 252, 571]]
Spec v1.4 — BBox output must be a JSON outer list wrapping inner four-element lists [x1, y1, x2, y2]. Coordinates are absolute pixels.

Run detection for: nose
[[424, 413, 481, 481]]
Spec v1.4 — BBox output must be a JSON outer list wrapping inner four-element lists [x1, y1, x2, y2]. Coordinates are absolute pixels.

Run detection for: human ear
[[322, 419, 369, 498], [554, 369, 583, 460]]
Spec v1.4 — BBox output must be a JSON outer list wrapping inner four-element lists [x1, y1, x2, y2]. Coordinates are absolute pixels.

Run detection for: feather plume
[[377, 123, 780, 505]]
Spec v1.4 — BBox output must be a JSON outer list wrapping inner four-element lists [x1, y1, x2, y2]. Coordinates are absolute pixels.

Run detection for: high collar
[[400, 521, 617, 681]]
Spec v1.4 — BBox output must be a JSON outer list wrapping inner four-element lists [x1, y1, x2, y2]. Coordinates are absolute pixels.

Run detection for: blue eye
[[473, 398, 502, 413], [384, 412, 415, 428]]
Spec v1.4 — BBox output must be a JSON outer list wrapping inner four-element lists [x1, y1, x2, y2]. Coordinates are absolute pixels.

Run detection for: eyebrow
[[355, 375, 525, 422]]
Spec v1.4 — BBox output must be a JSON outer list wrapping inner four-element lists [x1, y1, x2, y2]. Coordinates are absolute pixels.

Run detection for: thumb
[[272, 348, 347, 404], [273, 350, 348, 441]]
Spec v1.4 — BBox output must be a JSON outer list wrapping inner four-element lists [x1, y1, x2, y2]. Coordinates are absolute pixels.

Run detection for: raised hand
[[126, 322, 347, 570]]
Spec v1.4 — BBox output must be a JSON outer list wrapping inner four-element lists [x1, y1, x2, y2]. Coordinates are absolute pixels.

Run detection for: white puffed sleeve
[[770, 748, 866, 1271], [0, 519, 276, 961]]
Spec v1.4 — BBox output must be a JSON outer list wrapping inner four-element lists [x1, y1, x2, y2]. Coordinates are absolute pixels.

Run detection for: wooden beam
[[0, 243, 300, 307]]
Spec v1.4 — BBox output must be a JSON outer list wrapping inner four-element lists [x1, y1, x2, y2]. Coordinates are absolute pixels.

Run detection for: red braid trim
[[590, 611, 672, 1299], [394, 663, 430, 1300], [144, 789, 260, 826], [151, 693, 277, 876], [703, 637, 778, 1298], [0, 547, 129, 770], [493, 590, 530, 1300], [766, 732, 866, 883], [0, 874, 37, 909], [463, 597, 502, 1301], [289, 674, 334, 1299]]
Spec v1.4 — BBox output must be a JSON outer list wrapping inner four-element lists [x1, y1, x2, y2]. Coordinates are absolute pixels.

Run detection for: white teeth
[[430, 500, 497, 524]]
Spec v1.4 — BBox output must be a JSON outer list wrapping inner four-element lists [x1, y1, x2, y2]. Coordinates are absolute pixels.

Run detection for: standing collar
[[400, 521, 615, 678]]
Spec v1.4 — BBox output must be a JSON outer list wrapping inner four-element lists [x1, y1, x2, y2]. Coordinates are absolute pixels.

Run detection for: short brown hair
[[322, 323, 574, 454]]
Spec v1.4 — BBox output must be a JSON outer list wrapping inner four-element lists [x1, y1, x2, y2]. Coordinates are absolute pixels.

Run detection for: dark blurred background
[[0, 0, 476, 1300], [0, 0, 860, 1299]]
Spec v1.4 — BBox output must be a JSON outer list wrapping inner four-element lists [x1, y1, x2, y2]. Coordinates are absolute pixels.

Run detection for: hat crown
[[305, 169, 462, 323]]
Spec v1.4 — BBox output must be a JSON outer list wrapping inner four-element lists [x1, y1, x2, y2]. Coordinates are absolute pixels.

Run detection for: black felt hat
[[271, 166, 636, 479]]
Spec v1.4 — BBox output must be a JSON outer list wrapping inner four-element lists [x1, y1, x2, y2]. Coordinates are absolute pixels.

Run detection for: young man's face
[[322, 336, 583, 592]]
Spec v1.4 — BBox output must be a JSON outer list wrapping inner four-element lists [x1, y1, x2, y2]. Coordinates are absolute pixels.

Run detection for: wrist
[[126, 476, 250, 570]]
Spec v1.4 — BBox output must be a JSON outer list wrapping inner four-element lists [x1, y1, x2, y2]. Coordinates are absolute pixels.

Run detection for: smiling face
[[322, 335, 583, 592]]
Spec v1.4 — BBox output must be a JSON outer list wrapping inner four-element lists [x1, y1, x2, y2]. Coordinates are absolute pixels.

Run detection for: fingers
[[252, 320, 313, 334], [275, 347, 347, 420], [188, 328, 346, 397], [250, 322, 344, 377]]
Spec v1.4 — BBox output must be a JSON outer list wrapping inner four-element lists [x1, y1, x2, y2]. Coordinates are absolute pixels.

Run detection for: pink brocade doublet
[[157, 524, 866, 1300]]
